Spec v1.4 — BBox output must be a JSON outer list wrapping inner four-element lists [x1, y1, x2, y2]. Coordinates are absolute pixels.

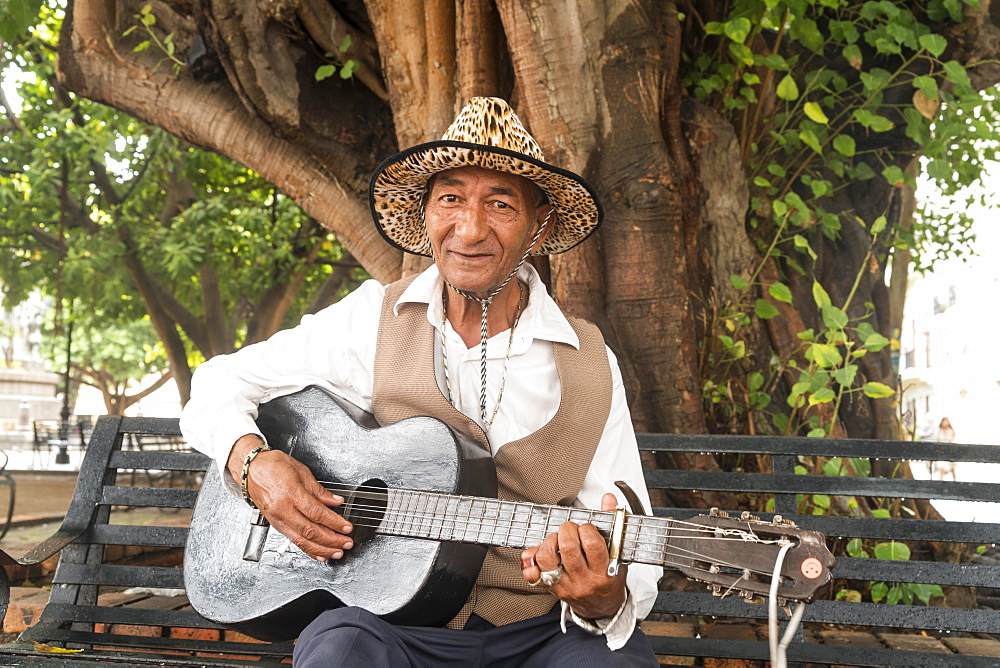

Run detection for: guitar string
[[313, 481, 776, 540], [312, 481, 785, 545], [296, 488, 793, 576]]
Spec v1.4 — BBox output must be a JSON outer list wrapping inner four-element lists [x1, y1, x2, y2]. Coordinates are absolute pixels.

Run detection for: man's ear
[[531, 205, 555, 253]]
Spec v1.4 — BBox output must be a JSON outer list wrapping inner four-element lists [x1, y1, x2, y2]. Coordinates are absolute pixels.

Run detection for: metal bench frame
[[0, 419, 996, 665]]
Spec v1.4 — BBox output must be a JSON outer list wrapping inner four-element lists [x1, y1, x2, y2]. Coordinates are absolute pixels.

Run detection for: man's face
[[425, 166, 549, 297]]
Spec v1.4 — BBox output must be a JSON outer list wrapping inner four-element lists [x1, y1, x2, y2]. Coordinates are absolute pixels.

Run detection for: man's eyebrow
[[433, 176, 521, 199]]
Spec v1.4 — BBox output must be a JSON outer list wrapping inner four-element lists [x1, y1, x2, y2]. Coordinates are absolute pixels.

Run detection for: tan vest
[[371, 276, 613, 628]]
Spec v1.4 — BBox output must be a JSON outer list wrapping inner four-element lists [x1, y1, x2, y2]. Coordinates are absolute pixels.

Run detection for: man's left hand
[[520, 492, 627, 620]]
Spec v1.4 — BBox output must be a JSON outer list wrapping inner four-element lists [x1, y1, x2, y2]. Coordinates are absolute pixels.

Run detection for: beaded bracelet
[[240, 443, 272, 509]]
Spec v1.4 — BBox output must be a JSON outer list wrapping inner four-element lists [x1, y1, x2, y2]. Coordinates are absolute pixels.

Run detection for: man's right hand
[[226, 434, 354, 561]]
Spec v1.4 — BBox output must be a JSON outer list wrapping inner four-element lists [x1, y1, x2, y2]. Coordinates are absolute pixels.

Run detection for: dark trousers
[[293, 605, 658, 667]]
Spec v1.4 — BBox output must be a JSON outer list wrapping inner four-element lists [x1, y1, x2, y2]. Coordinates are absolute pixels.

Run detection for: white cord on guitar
[[769, 541, 807, 668]]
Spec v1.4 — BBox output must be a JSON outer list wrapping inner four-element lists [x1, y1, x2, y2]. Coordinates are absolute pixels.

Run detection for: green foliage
[[2, 13, 355, 400], [0, 0, 44, 42], [315, 34, 359, 82], [688, 0, 996, 438], [122, 4, 185, 75]]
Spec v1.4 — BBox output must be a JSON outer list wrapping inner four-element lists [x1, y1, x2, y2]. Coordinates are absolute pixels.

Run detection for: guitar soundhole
[[340, 479, 388, 548]]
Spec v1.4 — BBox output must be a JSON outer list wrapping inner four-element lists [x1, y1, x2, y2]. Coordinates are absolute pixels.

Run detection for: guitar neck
[[379, 488, 668, 567]]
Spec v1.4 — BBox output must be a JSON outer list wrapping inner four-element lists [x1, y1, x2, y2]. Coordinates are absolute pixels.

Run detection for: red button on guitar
[[800, 557, 824, 579]]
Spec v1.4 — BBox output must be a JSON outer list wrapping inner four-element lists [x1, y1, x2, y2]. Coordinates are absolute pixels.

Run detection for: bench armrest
[[16, 520, 89, 566]]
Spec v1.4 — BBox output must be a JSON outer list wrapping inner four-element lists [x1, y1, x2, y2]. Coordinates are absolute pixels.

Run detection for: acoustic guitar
[[184, 386, 834, 641]]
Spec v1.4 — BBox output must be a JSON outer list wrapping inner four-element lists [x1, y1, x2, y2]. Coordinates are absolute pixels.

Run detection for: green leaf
[[340, 60, 359, 79], [870, 582, 888, 602], [942, 60, 971, 88], [811, 281, 832, 308], [134, 40, 151, 53], [748, 372, 764, 391], [882, 165, 905, 187], [807, 343, 843, 367], [339, 34, 353, 53], [832, 134, 856, 157], [842, 44, 863, 70], [803, 102, 829, 124], [807, 427, 827, 438], [870, 215, 888, 235], [821, 304, 849, 329], [809, 388, 836, 405], [776, 75, 800, 101], [768, 282, 793, 304], [846, 538, 867, 558], [871, 508, 891, 519], [834, 365, 858, 387], [874, 541, 911, 561], [912, 75, 940, 100], [724, 17, 752, 43], [730, 274, 750, 291], [140, 4, 156, 26], [863, 382, 895, 398], [799, 129, 823, 155], [864, 332, 890, 352], [315, 64, 337, 81], [755, 299, 780, 320], [794, 234, 817, 260], [812, 493, 831, 508]]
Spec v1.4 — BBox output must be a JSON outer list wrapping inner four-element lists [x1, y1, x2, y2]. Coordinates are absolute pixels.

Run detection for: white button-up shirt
[[180, 264, 662, 649]]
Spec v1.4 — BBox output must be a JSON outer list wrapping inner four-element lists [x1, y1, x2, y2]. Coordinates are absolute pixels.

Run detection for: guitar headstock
[[668, 509, 834, 604]]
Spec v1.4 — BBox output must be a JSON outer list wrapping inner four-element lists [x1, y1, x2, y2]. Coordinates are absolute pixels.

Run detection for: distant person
[[936, 417, 958, 481]]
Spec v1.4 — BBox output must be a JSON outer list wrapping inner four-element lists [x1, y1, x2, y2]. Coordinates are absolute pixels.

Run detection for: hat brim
[[369, 140, 603, 256]]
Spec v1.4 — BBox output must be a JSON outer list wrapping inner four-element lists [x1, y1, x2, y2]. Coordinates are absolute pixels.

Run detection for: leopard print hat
[[369, 97, 603, 256]]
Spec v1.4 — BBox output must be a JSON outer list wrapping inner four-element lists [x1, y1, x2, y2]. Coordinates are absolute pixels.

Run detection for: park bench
[[0, 417, 998, 665]]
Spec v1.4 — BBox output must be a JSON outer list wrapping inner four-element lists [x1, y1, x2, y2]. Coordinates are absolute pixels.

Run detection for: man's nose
[[453, 205, 489, 244]]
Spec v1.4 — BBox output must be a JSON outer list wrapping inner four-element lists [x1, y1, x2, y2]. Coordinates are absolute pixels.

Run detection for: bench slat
[[119, 417, 184, 436], [645, 469, 1000, 502], [653, 592, 1000, 634], [652, 508, 1000, 543], [638, 433, 1000, 463], [645, 636, 987, 667], [110, 450, 210, 471], [100, 486, 199, 509], [86, 524, 189, 548], [41, 603, 218, 629], [52, 564, 185, 589]]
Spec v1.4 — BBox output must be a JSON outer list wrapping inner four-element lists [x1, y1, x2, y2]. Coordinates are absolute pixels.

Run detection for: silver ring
[[533, 564, 564, 587]]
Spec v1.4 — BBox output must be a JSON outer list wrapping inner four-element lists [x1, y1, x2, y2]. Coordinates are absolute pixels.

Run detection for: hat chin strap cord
[[432, 208, 553, 430]]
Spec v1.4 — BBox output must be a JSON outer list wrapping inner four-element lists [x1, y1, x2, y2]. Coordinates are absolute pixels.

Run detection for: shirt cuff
[[559, 589, 637, 651]]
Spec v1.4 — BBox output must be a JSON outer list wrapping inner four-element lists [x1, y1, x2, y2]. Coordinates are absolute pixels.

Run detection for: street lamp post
[[55, 321, 73, 465]]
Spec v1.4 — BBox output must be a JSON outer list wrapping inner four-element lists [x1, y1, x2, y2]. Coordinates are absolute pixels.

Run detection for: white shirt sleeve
[[179, 279, 386, 495], [567, 346, 662, 649]]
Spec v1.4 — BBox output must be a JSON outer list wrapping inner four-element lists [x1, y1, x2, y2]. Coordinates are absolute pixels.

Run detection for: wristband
[[240, 444, 272, 509]]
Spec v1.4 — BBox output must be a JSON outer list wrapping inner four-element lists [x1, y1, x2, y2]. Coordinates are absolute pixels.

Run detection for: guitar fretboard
[[378, 489, 674, 566]]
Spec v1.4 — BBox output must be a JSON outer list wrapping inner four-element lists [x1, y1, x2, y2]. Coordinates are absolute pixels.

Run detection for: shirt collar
[[394, 264, 581, 350]]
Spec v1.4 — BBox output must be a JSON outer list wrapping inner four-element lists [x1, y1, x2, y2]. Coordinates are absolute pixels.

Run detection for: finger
[[601, 492, 618, 512], [556, 521, 588, 572], [520, 544, 541, 582], [535, 532, 562, 571], [578, 523, 611, 571], [264, 510, 349, 561]]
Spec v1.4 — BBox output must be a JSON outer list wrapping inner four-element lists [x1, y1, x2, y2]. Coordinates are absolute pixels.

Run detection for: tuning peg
[[711, 585, 724, 597], [709, 508, 730, 518], [741, 590, 764, 604], [739, 511, 761, 521]]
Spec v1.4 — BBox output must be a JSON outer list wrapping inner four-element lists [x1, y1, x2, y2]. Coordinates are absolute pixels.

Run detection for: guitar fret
[[434, 494, 445, 540], [405, 491, 418, 538], [501, 500, 514, 548]]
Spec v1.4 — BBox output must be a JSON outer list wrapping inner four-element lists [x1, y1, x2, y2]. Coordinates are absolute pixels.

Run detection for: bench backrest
[[20, 418, 1000, 666], [639, 433, 1000, 666], [20, 416, 293, 665]]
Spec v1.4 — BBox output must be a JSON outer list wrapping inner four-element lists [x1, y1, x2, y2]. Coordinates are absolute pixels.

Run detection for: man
[[181, 97, 662, 666]]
